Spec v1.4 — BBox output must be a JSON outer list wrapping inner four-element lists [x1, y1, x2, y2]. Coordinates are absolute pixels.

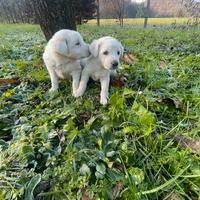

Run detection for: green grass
[[0, 23, 39, 32], [88, 18, 190, 26], [0, 23, 200, 200]]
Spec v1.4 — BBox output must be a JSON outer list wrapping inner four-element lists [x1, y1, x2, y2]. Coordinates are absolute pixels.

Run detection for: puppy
[[74, 36, 124, 105], [43, 29, 90, 94]]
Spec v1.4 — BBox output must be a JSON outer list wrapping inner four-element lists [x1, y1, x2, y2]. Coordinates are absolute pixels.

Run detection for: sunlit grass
[[0, 22, 200, 200], [88, 18, 190, 26], [0, 23, 40, 33]]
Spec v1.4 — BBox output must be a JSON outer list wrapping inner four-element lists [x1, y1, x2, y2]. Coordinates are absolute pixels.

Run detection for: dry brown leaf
[[82, 188, 94, 200], [110, 75, 127, 88], [157, 98, 183, 109], [159, 61, 168, 69], [123, 53, 138, 65], [79, 112, 92, 121], [107, 161, 114, 168], [114, 162, 124, 172], [112, 182, 123, 200], [174, 134, 200, 154], [0, 78, 21, 84], [110, 79, 125, 88]]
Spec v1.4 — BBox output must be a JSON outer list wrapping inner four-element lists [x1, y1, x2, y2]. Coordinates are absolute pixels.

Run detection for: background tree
[[99, 0, 116, 19], [0, 0, 192, 27], [99, 0, 146, 20], [136, 4, 145, 18], [97, 0, 100, 26], [100, 0, 126, 27], [27, 0, 76, 41], [144, 0, 151, 28], [150, 0, 186, 17], [182, 0, 200, 25], [111, 0, 125, 27], [126, 1, 138, 18], [0, 0, 96, 40], [0, 0, 35, 23], [72, 0, 96, 25]]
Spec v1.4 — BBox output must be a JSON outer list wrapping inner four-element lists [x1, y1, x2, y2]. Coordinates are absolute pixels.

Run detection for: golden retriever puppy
[[43, 29, 90, 94], [74, 36, 124, 105]]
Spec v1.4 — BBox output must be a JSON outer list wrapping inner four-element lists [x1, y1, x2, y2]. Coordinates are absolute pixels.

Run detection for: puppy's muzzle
[[111, 60, 119, 69]]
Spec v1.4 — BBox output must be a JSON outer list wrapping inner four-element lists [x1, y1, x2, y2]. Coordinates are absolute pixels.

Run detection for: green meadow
[[0, 22, 200, 199], [88, 18, 190, 26]]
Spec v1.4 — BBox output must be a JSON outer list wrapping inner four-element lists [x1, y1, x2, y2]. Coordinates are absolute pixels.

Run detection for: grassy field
[[88, 18, 190, 26], [0, 23, 200, 200]]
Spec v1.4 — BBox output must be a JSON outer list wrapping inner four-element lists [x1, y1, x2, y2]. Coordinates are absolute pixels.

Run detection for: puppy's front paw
[[100, 96, 108, 105], [49, 87, 58, 92], [73, 89, 84, 97]]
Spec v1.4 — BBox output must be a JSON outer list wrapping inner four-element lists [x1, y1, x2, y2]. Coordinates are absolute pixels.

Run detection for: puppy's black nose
[[112, 61, 119, 68]]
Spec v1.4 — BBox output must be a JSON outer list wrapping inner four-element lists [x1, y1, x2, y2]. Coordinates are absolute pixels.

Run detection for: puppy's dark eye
[[103, 51, 109, 55], [76, 42, 80, 46], [117, 51, 120, 55]]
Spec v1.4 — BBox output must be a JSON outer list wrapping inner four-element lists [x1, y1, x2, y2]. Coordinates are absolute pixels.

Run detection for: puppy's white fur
[[74, 36, 124, 105], [43, 29, 90, 94]]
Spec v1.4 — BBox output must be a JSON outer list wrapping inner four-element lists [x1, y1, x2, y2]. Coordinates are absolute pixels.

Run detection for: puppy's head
[[52, 29, 90, 59], [89, 36, 124, 70]]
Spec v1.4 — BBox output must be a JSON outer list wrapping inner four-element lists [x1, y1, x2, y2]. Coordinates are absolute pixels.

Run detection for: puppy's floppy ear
[[89, 39, 99, 57], [53, 39, 69, 56]]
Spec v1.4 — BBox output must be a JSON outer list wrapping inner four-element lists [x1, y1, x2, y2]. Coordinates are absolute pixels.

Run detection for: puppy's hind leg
[[47, 68, 59, 92]]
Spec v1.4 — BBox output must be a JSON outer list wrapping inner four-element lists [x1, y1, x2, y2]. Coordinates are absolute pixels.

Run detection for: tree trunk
[[1, 2, 11, 23], [28, 0, 76, 41], [144, 0, 150, 28], [97, 0, 100, 26]]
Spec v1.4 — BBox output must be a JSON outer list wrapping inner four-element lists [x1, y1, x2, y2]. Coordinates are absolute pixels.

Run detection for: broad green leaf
[[96, 163, 106, 175], [123, 88, 135, 97], [128, 167, 144, 185], [123, 126, 135, 134], [95, 171, 105, 179], [107, 168, 124, 182], [85, 116, 96, 129], [79, 164, 91, 176], [106, 151, 116, 157], [24, 174, 41, 200]]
